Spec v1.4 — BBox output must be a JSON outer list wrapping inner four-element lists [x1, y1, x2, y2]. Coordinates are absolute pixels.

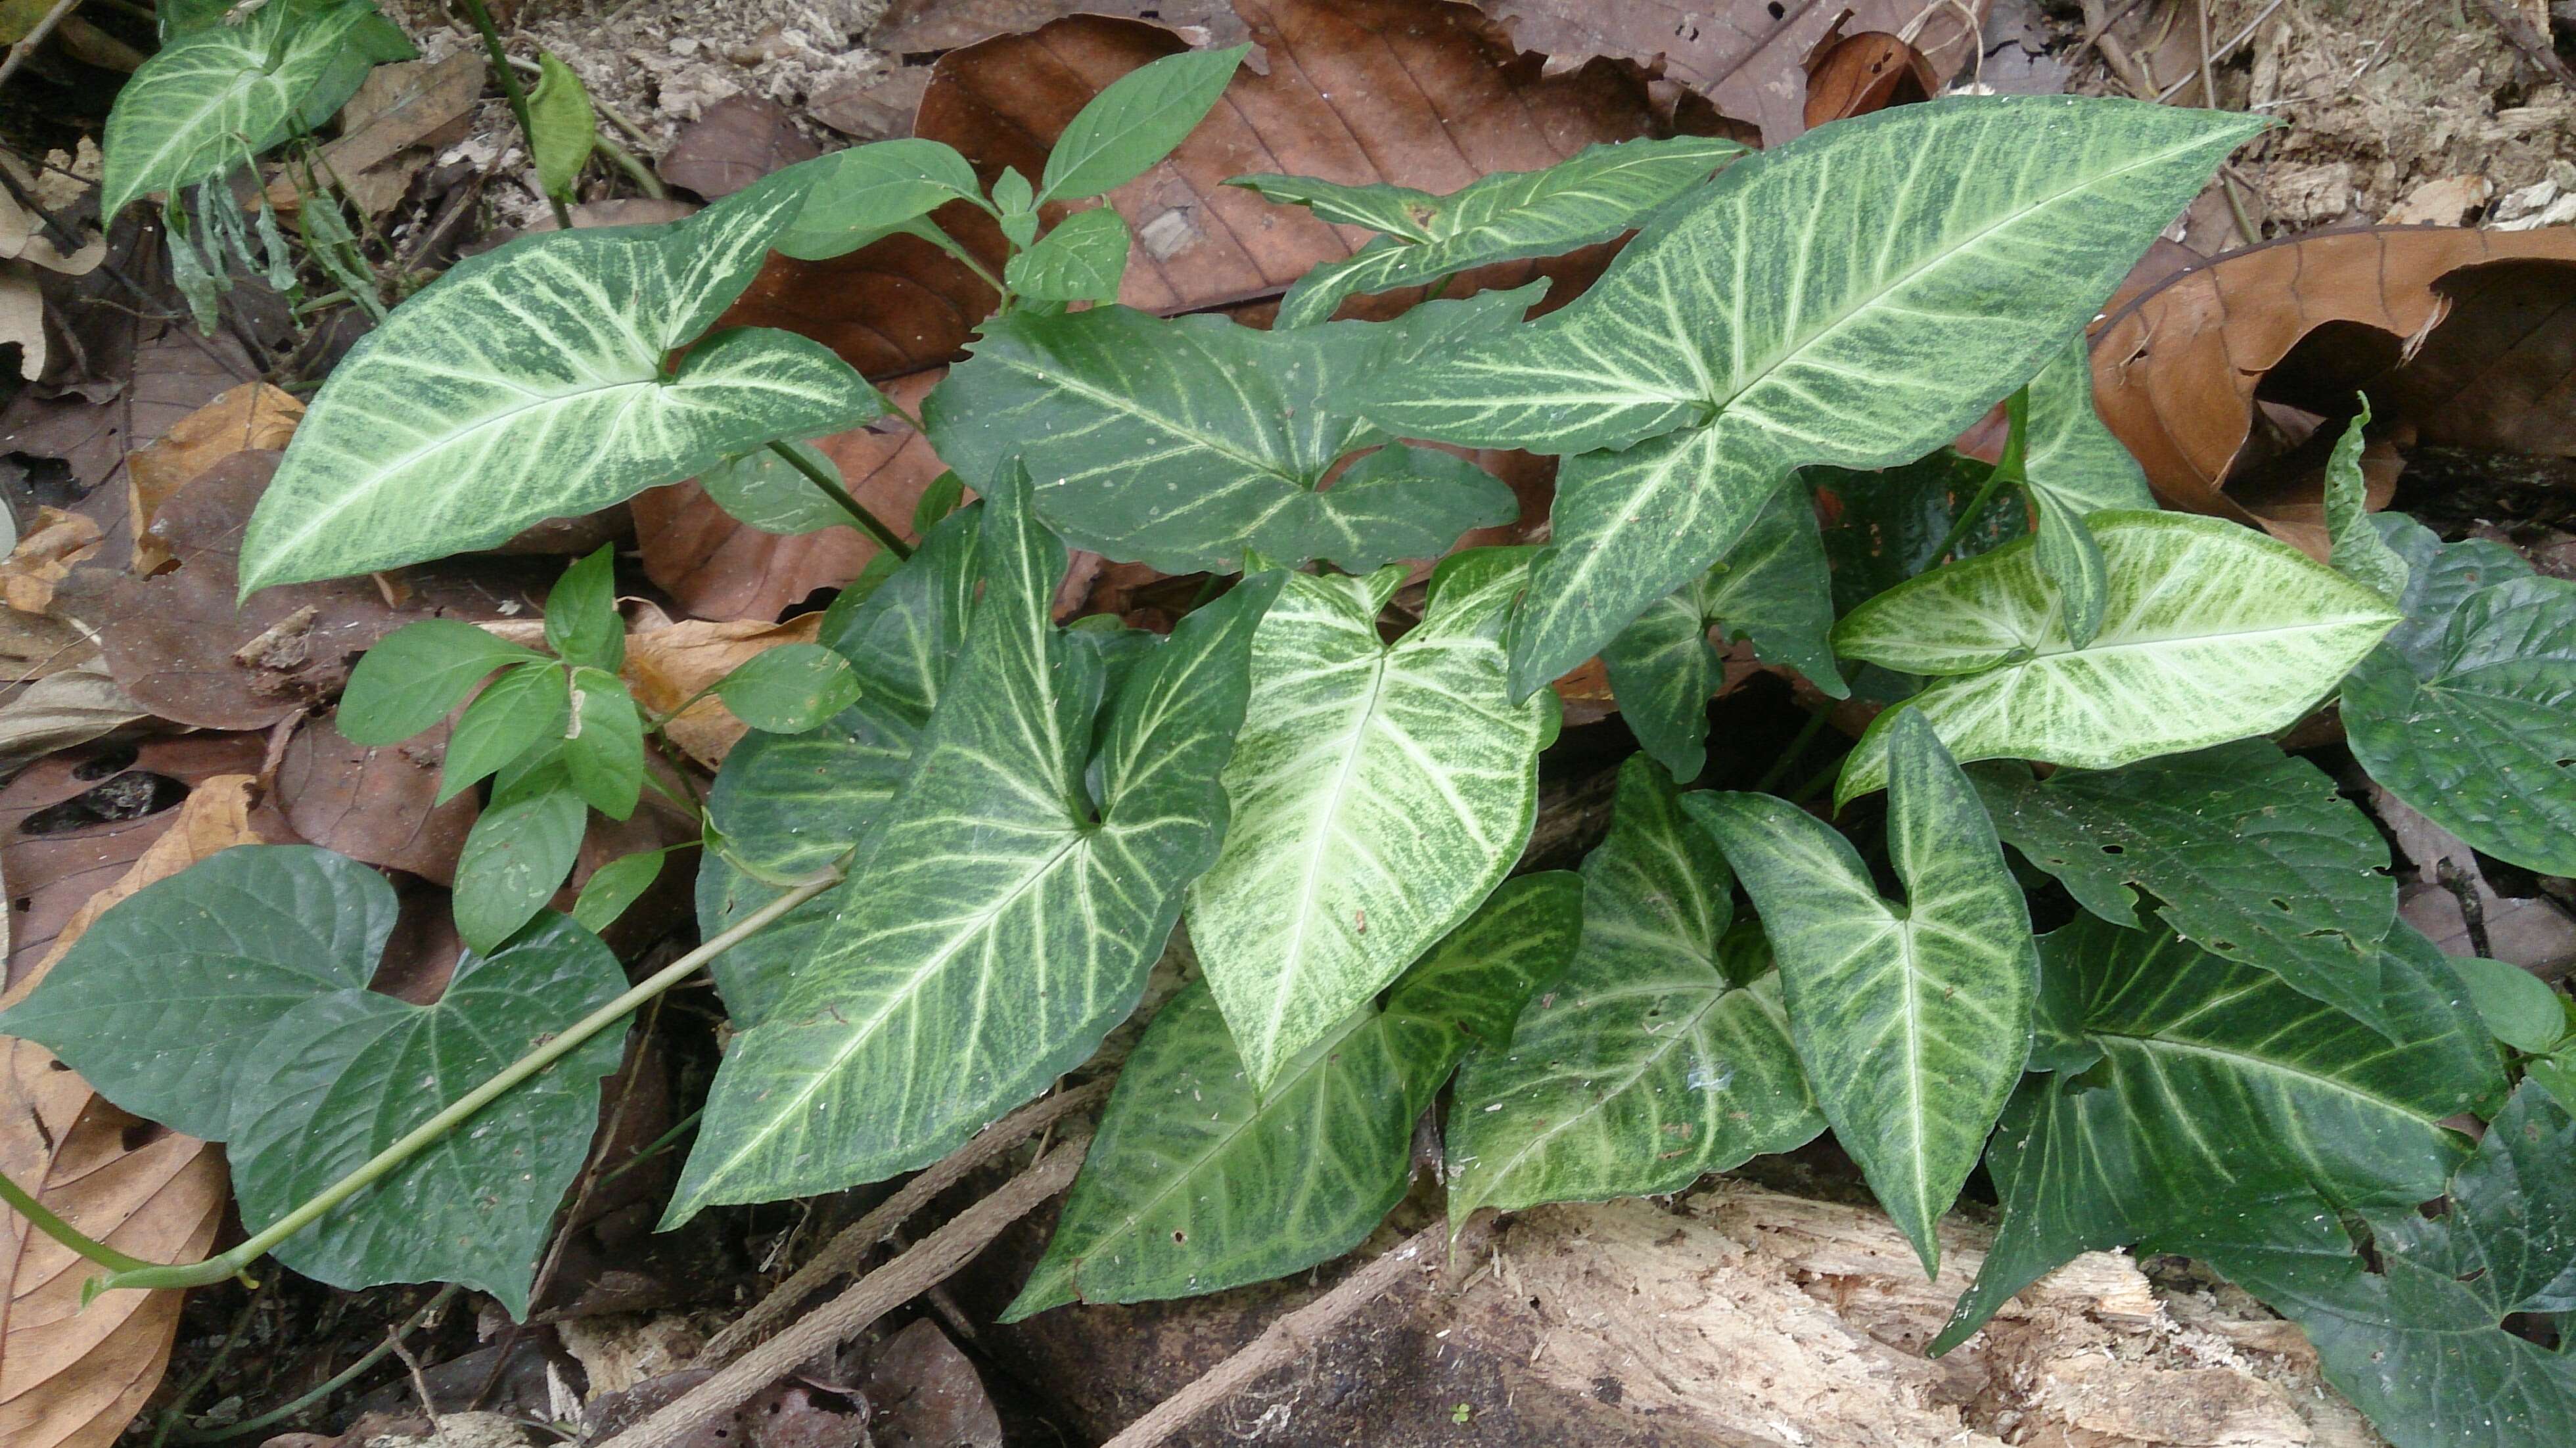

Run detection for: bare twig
[[0, 0, 83, 90], [1099, 1218, 1483, 1448], [597, 1135, 1092, 1448], [697, 1077, 1111, 1363], [2475, 0, 2576, 89]]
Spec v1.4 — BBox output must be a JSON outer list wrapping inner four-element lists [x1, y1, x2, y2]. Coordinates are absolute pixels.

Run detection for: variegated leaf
[[240, 180, 885, 591], [1446, 758, 1821, 1219], [667, 484, 1281, 1219], [102, 0, 416, 221], [1346, 97, 2262, 698], [1833, 512, 2399, 803], [1186, 551, 1550, 1090], [1236, 135, 1745, 328], [2021, 334, 2154, 647], [1688, 712, 2037, 1275]]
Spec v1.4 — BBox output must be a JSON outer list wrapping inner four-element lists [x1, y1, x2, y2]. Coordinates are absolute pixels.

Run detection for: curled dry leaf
[[0, 509, 101, 616], [262, 51, 484, 218], [623, 614, 826, 769], [0, 777, 260, 1448], [124, 381, 304, 574], [278, 714, 480, 885], [2092, 227, 2576, 551], [1472, 0, 1983, 145], [0, 663, 146, 778]]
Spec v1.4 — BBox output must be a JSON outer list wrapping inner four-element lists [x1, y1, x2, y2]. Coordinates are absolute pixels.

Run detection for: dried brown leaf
[[124, 382, 304, 574], [657, 95, 821, 200], [278, 714, 478, 885], [0, 509, 100, 615]]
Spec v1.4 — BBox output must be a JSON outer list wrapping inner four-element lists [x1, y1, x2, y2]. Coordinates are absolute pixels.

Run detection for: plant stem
[[1753, 708, 1832, 795], [902, 217, 1008, 303], [82, 870, 843, 1296], [175, 1285, 460, 1443], [457, 0, 574, 231], [1929, 386, 2031, 566], [595, 134, 667, 200], [766, 440, 914, 561], [0, 1165, 156, 1273], [148, 1280, 269, 1448]]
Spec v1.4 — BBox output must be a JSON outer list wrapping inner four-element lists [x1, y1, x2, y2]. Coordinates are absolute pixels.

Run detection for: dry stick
[[1099, 1217, 1480, 1448], [0, 0, 82, 89], [697, 1077, 1111, 1363], [597, 1135, 1092, 1448]]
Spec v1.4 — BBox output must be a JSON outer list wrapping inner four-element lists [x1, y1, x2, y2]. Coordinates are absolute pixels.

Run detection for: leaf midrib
[[1258, 645, 1396, 1071]]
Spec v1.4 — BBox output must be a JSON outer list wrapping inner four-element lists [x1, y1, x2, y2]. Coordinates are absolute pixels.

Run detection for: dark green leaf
[[1005, 207, 1129, 302], [771, 139, 982, 261], [1447, 759, 1822, 1218], [696, 441, 853, 536], [440, 664, 568, 805], [1935, 914, 2500, 1353], [1968, 739, 2405, 1037], [2444, 953, 2567, 1054], [452, 788, 587, 952], [544, 545, 625, 674], [572, 848, 668, 934], [714, 643, 863, 735], [1816, 450, 2025, 614], [910, 470, 965, 534], [529, 51, 597, 203], [1602, 485, 1839, 779], [1038, 45, 1249, 202], [1007, 874, 1578, 1317], [1688, 710, 2036, 1275], [339, 620, 545, 745], [563, 669, 643, 820]]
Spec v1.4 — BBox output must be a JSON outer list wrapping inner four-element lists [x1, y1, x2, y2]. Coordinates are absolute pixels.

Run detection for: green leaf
[[440, 663, 569, 805], [0, 846, 625, 1316], [227, 913, 624, 1318], [701, 504, 982, 882], [451, 788, 587, 953], [1240, 135, 1745, 328], [1038, 44, 1249, 202], [563, 669, 643, 821], [925, 289, 1534, 572], [2020, 335, 2153, 648], [529, 51, 597, 203], [1345, 96, 2263, 697], [544, 545, 625, 674], [101, 0, 417, 221], [1968, 739, 2407, 1037], [1007, 874, 1579, 1317], [714, 643, 863, 734], [572, 848, 668, 934], [911, 470, 965, 533], [771, 139, 981, 261], [1185, 553, 1550, 1090], [2323, 401, 2408, 604], [2342, 518, 2576, 877], [1687, 710, 2037, 1275], [1833, 512, 2400, 803], [2444, 954, 2567, 1054], [667, 484, 1281, 1219], [1005, 207, 1130, 303], [339, 620, 545, 745], [241, 181, 886, 591], [1601, 485, 1840, 780], [697, 441, 854, 536], [0, 845, 393, 1142], [1446, 758, 1823, 1219], [1933, 913, 2498, 1353]]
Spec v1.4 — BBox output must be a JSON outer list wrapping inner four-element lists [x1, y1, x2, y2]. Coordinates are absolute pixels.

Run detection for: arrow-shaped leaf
[[668, 484, 1281, 1219], [1347, 96, 2263, 696], [241, 180, 885, 591], [1833, 512, 2399, 802], [1446, 758, 1822, 1220], [1186, 551, 1550, 1091], [1687, 711, 2036, 1275], [1007, 874, 1578, 1317]]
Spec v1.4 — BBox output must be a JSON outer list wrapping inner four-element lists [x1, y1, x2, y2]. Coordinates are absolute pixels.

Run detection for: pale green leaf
[[1038, 45, 1249, 202], [544, 545, 624, 674], [667, 484, 1281, 1218], [927, 289, 1534, 573], [771, 139, 980, 261], [529, 52, 597, 203], [1186, 553, 1550, 1090], [2342, 517, 2576, 877], [1688, 710, 2037, 1275], [1005, 207, 1129, 303], [1446, 758, 1822, 1219], [572, 848, 668, 934], [1934, 914, 2500, 1354], [1969, 739, 2406, 1037], [440, 663, 568, 804], [1601, 485, 1839, 780], [714, 643, 863, 734], [1833, 512, 2399, 803], [697, 441, 854, 536], [241, 181, 885, 591], [1007, 874, 1578, 1317], [338, 620, 545, 745], [2021, 335, 2153, 648], [1240, 135, 1745, 328], [102, 0, 417, 221], [2444, 954, 2567, 1054], [452, 788, 587, 952], [1343, 96, 2261, 697], [2324, 402, 2408, 604]]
